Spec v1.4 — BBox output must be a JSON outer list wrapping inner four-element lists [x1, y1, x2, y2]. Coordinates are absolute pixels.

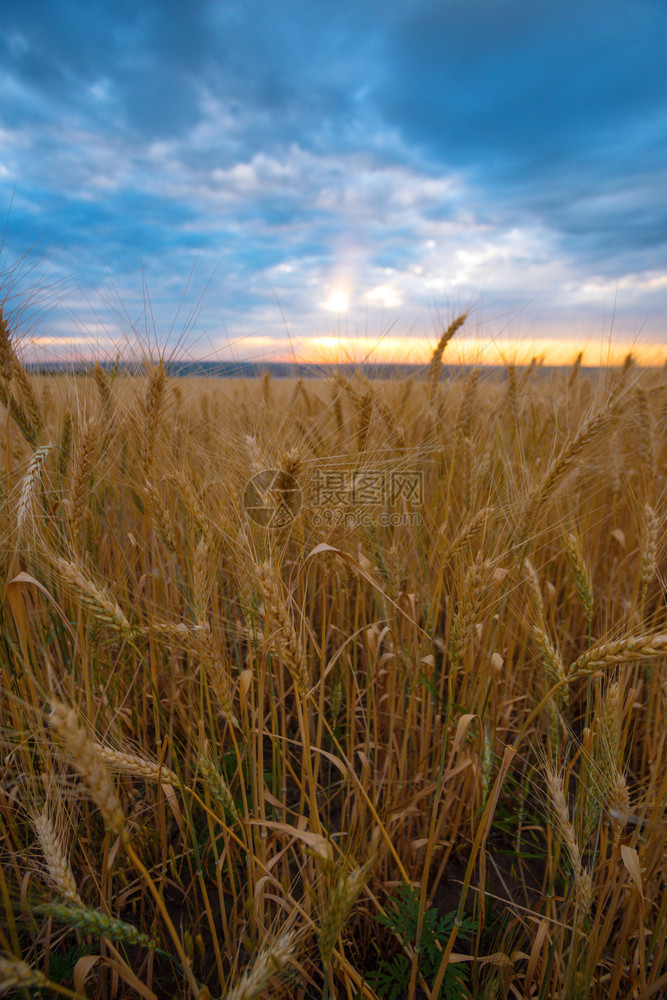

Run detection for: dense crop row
[[1, 310, 665, 998]]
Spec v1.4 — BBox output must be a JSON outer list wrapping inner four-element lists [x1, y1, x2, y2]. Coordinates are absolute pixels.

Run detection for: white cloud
[[366, 285, 401, 308]]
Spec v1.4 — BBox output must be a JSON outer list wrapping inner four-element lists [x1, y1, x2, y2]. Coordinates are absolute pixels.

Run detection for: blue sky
[[1, 0, 666, 364]]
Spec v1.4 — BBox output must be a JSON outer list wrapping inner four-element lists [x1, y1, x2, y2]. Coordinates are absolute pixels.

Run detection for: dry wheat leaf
[[621, 844, 642, 894], [248, 820, 333, 860]]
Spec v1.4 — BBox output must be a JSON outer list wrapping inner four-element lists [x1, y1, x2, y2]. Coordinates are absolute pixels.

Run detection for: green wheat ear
[[319, 862, 371, 965], [36, 902, 156, 949]]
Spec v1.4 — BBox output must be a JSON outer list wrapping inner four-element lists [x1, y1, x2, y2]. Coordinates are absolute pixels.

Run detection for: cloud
[[373, 0, 667, 271], [0, 0, 666, 360]]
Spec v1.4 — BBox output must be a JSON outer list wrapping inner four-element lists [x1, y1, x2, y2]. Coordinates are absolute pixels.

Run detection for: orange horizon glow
[[23, 332, 666, 368], [256, 335, 667, 368]]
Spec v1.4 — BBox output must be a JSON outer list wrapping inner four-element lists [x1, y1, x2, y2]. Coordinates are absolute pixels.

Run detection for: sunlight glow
[[322, 288, 349, 312]]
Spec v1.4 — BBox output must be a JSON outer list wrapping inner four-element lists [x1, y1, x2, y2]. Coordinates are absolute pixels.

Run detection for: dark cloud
[[372, 0, 667, 263], [377, 0, 667, 165], [1, 0, 380, 141]]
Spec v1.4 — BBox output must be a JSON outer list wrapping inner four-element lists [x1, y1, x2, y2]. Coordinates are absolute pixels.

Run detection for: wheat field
[[0, 310, 665, 999]]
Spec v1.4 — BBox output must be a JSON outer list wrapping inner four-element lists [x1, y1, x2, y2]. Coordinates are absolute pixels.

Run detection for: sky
[[1, 0, 666, 366]]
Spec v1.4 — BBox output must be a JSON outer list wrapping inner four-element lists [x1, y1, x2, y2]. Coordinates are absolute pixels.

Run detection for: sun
[[322, 288, 349, 312]]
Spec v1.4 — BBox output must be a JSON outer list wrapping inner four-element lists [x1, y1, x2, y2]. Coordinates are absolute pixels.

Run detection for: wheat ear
[[48, 699, 125, 836], [222, 929, 295, 1000], [355, 379, 374, 454], [0, 319, 42, 447], [16, 445, 50, 536], [0, 309, 13, 382], [449, 556, 490, 668], [331, 376, 344, 443], [69, 419, 97, 540], [524, 558, 545, 620], [319, 864, 370, 965], [142, 361, 167, 478], [519, 395, 622, 537], [57, 411, 73, 478], [533, 625, 568, 711], [544, 768, 593, 916], [428, 313, 468, 401], [144, 479, 176, 553], [569, 633, 667, 675], [568, 351, 583, 390], [37, 902, 155, 948], [565, 532, 594, 629], [11, 354, 44, 443], [454, 366, 480, 443], [197, 747, 241, 821], [256, 562, 309, 695], [93, 744, 179, 786], [440, 506, 494, 566], [93, 362, 112, 412], [31, 808, 82, 905], [56, 557, 134, 640], [640, 502, 658, 604], [195, 622, 237, 725], [0, 954, 49, 991], [634, 386, 655, 490]]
